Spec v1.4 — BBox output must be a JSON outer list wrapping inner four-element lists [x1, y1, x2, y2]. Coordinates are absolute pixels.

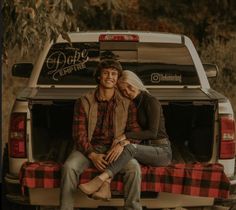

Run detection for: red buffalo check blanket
[[19, 161, 230, 199]]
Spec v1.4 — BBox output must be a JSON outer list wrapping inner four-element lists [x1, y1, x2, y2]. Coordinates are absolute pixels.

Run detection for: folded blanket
[[19, 161, 230, 199]]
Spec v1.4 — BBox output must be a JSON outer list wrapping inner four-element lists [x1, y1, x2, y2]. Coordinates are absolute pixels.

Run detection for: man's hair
[[94, 58, 123, 83]]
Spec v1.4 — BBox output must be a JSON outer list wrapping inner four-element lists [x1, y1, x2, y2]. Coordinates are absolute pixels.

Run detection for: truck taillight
[[220, 115, 235, 159], [99, 34, 139, 42], [9, 113, 27, 158]]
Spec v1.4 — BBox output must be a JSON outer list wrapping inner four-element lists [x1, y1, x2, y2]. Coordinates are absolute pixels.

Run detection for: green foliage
[[2, 0, 76, 58], [71, 0, 130, 30], [138, 0, 236, 44], [200, 38, 236, 98], [74, 0, 236, 46]]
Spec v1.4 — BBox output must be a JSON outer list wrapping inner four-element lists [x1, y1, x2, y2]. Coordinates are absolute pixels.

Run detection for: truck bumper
[[4, 171, 215, 209], [28, 188, 214, 208], [4, 173, 30, 205], [6, 173, 236, 208], [214, 178, 236, 208], [5, 176, 214, 209]]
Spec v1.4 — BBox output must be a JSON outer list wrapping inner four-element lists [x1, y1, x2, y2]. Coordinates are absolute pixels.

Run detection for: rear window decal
[[38, 43, 199, 85], [151, 73, 182, 83], [46, 48, 89, 81]]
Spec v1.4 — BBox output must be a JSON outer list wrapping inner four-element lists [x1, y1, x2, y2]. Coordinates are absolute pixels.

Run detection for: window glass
[[38, 42, 199, 85], [38, 43, 99, 84]]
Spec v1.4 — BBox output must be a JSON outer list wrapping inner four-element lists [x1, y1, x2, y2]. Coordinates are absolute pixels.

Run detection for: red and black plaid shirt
[[73, 91, 141, 155]]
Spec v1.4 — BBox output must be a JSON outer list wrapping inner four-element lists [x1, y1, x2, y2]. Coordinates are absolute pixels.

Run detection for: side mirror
[[12, 63, 33, 78], [203, 63, 218, 78]]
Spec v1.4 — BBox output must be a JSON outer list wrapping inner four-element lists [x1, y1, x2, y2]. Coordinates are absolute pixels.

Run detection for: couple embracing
[[60, 57, 172, 210]]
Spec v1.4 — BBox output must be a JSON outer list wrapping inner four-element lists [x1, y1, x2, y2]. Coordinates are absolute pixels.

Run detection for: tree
[[2, 0, 77, 62], [137, 0, 236, 45], [200, 38, 236, 100], [72, 0, 133, 30]]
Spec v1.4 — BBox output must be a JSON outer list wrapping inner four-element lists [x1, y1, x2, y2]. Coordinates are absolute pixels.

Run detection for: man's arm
[[73, 98, 95, 155], [73, 98, 108, 171]]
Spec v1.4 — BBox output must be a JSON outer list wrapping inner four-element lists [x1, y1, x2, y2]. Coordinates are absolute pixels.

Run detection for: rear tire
[[1, 143, 37, 210], [2, 143, 10, 210]]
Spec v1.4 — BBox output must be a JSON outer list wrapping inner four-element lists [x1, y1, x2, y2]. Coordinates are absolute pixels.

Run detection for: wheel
[[2, 143, 11, 210], [1, 143, 38, 210]]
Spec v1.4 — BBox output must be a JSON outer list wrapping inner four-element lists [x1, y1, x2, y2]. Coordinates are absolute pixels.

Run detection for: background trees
[[2, 0, 76, 61]]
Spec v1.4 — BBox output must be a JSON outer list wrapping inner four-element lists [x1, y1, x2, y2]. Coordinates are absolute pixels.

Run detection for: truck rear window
[[37, 42, 200, 86]]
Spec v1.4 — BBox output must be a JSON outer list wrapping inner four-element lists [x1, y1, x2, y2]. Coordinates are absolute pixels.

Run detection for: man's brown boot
[[92, 181, 111, 201], [78, 176, 104, 195]]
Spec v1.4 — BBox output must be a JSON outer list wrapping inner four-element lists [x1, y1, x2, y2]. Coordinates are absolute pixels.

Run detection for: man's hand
[[106, 144, 124, 164], [88, 152, 108, 171]]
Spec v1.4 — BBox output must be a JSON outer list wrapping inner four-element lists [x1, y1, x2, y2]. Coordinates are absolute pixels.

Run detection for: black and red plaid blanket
[[19, 161, 230, 199]]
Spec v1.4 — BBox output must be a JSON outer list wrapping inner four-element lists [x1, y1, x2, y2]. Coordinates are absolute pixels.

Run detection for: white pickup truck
[[3, 31, 236, 210]]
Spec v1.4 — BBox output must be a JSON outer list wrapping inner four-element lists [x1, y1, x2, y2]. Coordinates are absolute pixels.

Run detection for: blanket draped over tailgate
[[19, 161, 230, 199]]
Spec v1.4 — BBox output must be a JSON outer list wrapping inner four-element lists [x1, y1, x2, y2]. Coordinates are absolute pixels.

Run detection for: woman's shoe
[[91, 181, 111, 201], [78, 176, 104, 195]]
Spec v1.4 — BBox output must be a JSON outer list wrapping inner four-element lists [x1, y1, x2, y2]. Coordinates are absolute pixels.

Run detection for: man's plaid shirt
[[73, 91, 141, 155]]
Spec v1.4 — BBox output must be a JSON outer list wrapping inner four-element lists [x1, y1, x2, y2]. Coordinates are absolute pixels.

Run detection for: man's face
[[99, 68, 119, 89]]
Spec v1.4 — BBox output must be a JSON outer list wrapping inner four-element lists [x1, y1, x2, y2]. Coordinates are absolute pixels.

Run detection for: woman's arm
[[124, 101, 142, 144], [125, 96, 161, 140]]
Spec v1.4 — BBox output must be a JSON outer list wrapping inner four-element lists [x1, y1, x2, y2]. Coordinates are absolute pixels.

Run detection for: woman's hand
[[88, 152, 108, 172], [105, 144, 124, 164]]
